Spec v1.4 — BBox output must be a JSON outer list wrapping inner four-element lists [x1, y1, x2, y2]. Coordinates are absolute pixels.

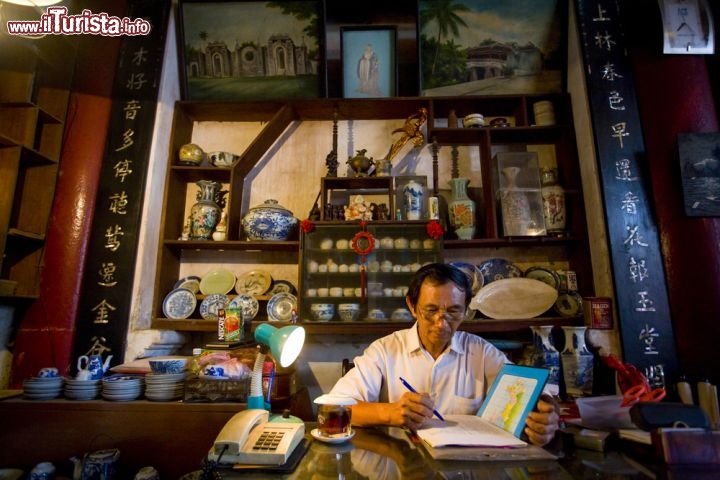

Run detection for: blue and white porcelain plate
[[162, 288, 197, 320], [478, 258, 523, 285], [199, 293, 229, 321], [524, 266, 561, 290], [267, 292, 297, 322], [449, 261, 484, 294], [228, 294, 259, 320]]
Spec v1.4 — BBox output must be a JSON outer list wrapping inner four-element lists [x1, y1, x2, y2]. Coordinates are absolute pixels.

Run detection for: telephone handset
[[207, 409, 305, 466]]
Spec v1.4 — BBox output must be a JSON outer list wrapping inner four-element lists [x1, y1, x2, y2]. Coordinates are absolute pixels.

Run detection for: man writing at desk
[[329, 263, 560, 446]]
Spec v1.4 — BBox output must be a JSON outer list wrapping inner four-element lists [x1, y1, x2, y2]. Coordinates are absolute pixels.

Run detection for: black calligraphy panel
[[73, 0, 170, 367], [574, 1, 678, 379]]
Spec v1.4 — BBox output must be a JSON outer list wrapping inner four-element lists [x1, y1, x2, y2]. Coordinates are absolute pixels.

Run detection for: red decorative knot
[[426, 220, 444, 240], [300, 219, 315, 234], [351, 231, 375, 256]]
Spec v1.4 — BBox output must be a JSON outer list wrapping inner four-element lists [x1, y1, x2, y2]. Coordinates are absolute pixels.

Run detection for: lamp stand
[[248, 348, 269, 410]]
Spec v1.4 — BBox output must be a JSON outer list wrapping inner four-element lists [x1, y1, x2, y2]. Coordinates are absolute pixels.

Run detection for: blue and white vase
[[403, 179, 425, 220], [242, 199, 298, 241], [561, 326, 594, 398], [530, 325, 560, 396]]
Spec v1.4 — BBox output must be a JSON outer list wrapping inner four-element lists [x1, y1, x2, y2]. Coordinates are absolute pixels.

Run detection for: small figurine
[[344, 195, 373, 221], [180, 215, 191, 240]]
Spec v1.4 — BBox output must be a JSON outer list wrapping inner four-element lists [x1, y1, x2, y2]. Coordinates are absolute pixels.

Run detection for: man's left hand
[[524, 394, 560, 446]]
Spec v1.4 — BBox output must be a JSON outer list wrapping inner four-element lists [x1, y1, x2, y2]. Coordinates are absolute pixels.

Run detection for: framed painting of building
[[418, 0, 566, 96], [340, 26, 397, 98], [177, 0, 324, 101]]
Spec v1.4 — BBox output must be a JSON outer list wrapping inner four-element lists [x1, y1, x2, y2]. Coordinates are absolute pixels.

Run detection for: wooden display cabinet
[[151, 95, 591, 337]]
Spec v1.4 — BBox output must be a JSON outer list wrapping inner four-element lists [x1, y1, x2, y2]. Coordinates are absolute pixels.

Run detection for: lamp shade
[[254, 323, 305, 368]]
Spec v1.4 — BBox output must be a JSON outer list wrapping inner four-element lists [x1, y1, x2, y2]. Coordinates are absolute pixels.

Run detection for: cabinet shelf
[[163, 239, 299, 253], [151, 316, 583, 335]]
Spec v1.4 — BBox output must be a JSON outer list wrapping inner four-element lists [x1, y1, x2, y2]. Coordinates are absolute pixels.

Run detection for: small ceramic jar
[[463, 113, 485, 128]]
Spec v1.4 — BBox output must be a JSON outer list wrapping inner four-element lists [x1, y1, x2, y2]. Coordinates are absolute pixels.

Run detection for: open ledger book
[[416, 364, 550, 450]]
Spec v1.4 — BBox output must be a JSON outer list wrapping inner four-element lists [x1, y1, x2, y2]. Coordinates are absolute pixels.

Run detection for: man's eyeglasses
[[417, 306, 466, 322]]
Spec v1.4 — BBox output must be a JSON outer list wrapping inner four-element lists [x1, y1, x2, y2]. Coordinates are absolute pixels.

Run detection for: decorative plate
[[469, 277, 558, 319], [162, 288, 197, 320], [270, 279, 297, 295], [554, 291, 584, 317], [235, 270, 273, 295], [449, 261, 484, 295], [524, 266, 561, 290], [173, 275, 201, 293], [478, 258, 523, 285], [267, 292, 297, 322], [199, 268, 236, 295], [199, 294, 229, 321], [311, 428, 355, 444], [228, 294, 259, 320]]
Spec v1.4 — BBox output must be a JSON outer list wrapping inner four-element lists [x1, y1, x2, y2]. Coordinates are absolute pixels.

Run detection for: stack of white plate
[[101, 375, 144, 401], [64, 378, 101, 400], [22, 376, 64, 400], [144, 372, 186, 401]]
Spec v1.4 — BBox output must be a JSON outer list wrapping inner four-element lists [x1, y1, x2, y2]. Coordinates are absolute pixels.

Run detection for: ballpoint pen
[[399, 376, 445, 421]]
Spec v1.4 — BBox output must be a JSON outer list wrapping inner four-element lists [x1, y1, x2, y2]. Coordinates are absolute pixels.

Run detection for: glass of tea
[[314, 394, 357, 437]]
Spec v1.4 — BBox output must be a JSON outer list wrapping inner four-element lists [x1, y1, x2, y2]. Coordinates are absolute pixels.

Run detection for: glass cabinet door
[[299, 223, 442, 323]]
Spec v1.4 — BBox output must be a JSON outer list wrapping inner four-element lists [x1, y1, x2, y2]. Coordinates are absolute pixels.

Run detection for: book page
[[416, 415, 527, 448]]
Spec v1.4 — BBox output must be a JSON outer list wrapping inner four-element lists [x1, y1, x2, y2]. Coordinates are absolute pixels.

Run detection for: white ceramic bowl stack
[[22, 376, 64, 400], [64, 378, 102, 400], [101, 375, 144, 401], [144, 372, 186, 401]]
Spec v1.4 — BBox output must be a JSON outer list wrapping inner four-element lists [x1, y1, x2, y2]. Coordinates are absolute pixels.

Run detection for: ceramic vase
[[561, 326, 594, 398], [403, 179, 425, 220], [189, 180, 226, 240], [500, 166, 531, 236], [448, 178, 476, 240], [540, 169, 566, 234], [529, 326, 561, 396]]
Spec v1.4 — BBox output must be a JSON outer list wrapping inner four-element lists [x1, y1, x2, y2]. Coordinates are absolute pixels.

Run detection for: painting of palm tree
[[419, 0, 565, 96]]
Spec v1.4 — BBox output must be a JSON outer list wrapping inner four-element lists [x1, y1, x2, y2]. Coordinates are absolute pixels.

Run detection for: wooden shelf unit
[[152, 95, 591, 338]]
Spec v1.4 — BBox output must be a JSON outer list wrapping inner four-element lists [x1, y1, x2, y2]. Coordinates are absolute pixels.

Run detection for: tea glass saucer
[[310, 428, 355, 444]]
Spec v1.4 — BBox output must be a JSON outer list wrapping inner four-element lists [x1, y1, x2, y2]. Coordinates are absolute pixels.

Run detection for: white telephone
[[207, 409, 305, 466]]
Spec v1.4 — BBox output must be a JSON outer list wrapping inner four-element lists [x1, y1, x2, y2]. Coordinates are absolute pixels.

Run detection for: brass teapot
[[347, 149, 374, 177]]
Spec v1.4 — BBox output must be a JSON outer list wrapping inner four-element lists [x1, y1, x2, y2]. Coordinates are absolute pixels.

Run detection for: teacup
[[38, 367, 59, 378], [306, 288, 318, 297], [342, 287, 355, 297], [320, 238, 333, 250], [380, 237, 394, 249], [394, 238, 409, 249], [329, 287, 343, 297], [317, 288, 329, 297], [336, 239, 349, 249], [314, 394, 356, 437]]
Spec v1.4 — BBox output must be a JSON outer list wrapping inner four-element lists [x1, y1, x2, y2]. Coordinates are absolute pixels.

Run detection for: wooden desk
[[0, 389, 312, 479]]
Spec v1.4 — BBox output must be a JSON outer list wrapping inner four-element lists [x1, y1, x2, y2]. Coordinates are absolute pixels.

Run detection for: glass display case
[[299, 222, 442, 323]]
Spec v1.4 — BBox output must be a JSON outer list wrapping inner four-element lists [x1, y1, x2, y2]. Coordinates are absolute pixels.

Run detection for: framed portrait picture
[[341, 26, 397, 98], [176, 0, 324, 101], [658, 0, 714, 54], [418, 0, 566, 96], [678, 132, 720, 216]]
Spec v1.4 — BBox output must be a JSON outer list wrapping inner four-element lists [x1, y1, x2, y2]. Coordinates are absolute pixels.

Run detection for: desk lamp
[[247, 323, 305, 411]]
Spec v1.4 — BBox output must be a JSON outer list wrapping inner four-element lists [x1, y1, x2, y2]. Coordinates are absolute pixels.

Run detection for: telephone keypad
[[253, 430, 285, 451]]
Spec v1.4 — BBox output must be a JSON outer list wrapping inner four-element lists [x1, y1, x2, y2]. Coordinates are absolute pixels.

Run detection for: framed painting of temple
[[418, 0, 566, 96], [177, 0, 324, 101]]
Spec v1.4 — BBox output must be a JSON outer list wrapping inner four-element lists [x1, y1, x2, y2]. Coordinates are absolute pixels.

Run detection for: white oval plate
[[311, 428, 355, 444], [267, 292, 297, 322], [470, 277, 558, 319]]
